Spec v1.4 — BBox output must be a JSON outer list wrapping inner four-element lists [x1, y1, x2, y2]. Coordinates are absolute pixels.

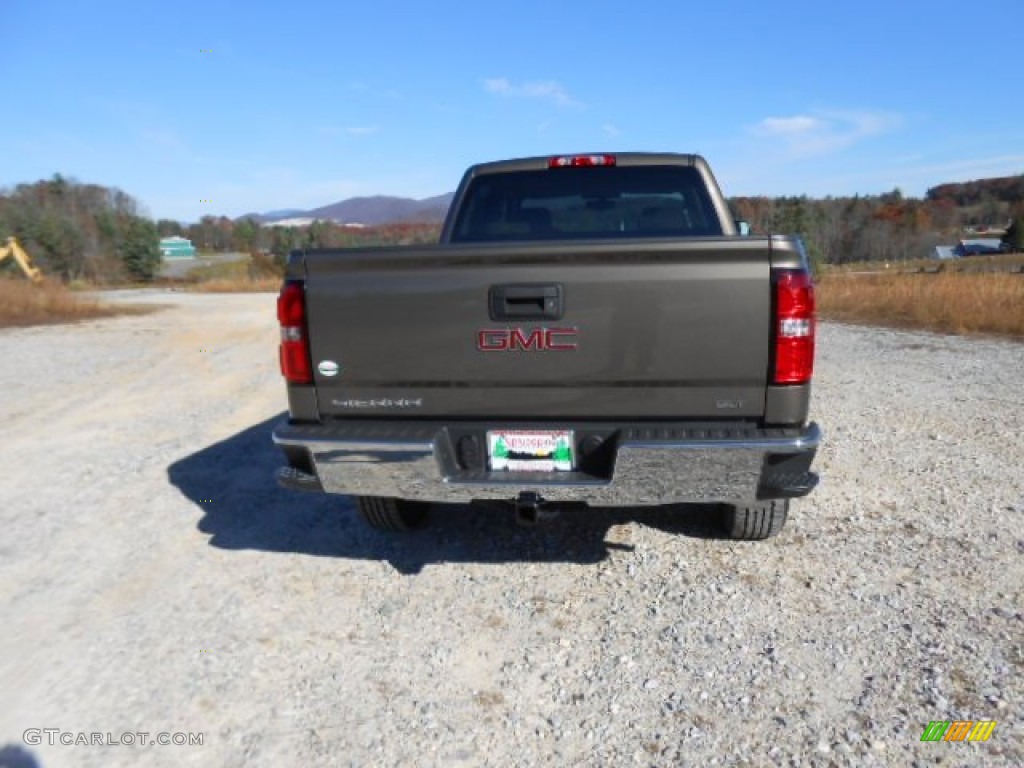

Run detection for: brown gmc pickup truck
[[272, 153, 820, 539]]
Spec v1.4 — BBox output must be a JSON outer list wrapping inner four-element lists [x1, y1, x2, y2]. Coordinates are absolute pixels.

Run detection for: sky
[[3, 0, 1023, 223]]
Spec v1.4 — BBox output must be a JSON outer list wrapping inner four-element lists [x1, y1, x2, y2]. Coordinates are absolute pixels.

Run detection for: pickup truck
[[272, 153, 820, 539]]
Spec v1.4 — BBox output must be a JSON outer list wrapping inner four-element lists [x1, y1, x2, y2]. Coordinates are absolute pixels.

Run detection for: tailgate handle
[[489, 284, 563, 320]]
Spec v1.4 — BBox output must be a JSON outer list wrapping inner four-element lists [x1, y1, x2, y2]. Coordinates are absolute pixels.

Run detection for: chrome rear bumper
[[272, 420, 820, 506]]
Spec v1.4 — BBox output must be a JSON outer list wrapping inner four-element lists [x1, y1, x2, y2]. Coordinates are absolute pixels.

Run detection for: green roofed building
[[159, 236, 196, 260]]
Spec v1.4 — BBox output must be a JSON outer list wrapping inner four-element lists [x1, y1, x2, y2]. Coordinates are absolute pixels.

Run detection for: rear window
[[450, 165, 723, 243]]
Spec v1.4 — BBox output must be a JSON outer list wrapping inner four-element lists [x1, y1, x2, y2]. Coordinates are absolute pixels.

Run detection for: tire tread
[[355, 496, 427, 531], [723, 499, 789, 540]]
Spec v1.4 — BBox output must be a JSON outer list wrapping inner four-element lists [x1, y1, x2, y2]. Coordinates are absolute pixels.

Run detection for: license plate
[[487, 430, 574, 472]]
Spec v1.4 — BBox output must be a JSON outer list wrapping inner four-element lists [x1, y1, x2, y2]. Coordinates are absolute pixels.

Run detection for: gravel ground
[[0, 291, 1021, 768]]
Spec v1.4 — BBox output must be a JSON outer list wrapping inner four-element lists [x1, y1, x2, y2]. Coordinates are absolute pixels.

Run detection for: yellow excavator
[[0, 237, 44, 282]]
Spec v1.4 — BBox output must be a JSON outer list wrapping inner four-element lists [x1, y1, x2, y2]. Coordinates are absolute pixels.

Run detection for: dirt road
[[1, 291, 1021, 767]]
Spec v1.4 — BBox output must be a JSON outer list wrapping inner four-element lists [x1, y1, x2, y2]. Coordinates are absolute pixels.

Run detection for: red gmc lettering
[[545, 328, 578, 350], [477, 329, 509, 350], [509, 329, 544, 350], [477, 328, 578, 351]]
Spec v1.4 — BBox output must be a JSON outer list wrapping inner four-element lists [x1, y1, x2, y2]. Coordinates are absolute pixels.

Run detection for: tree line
[[2, 173, 1021, 282], [0, 175, 161, 282], [177, 215, 440, 258], [732, 188, 1024, 268]]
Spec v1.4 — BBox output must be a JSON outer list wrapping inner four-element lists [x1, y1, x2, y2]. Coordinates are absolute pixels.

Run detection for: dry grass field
[[0, 279, 154, 328], [0, 254, 280, 329], [176, 253, 282, 293], [816, 270, 1024, 338]]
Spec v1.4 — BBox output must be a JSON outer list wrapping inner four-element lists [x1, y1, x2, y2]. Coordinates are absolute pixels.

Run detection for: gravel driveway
[[0, 291, 1021, 767]]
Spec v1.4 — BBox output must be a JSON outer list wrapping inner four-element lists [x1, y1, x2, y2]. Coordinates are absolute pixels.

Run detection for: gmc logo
[[477, 327, 578, 351]]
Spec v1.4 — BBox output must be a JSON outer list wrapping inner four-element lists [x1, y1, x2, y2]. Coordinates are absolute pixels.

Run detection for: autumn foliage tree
[[728, 182, 1020, 264]]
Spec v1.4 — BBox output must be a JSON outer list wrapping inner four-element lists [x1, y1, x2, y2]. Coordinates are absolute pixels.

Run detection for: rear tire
[[355, 496, 428, 531], [722, 499, 789, 540]]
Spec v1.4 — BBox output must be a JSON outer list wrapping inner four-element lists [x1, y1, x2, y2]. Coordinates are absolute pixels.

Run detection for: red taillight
[[548, 154, 617, 168], [772, 271, 815, 385], [277, 280, 312, 384]]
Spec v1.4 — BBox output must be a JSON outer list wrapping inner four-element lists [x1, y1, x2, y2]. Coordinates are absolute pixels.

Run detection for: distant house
[[953, 238, 1003, 257], [933, 238, 1007, 259], [159, 236, 196, 260]]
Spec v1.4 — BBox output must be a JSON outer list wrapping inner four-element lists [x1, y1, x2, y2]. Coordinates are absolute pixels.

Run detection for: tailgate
[[303, 238, 771, 419]]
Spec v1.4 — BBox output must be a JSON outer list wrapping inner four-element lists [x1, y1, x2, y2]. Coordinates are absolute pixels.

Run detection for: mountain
[[262, 208, 308, 219], [238, 193, 455, 227], [235, 208, 306, 224], [307, 194, 453, 225]]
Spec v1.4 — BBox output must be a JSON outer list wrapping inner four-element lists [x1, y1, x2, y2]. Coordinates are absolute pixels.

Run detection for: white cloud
[[757, 116, 824, 137], [483, 77, 580, 107], [751, 109, 901, 157], [602, 124, 621, 137], [345, 126, 379, 137]]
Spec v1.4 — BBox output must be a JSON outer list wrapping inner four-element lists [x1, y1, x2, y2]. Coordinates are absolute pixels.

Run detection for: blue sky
[[3, 0, 1022, 223]]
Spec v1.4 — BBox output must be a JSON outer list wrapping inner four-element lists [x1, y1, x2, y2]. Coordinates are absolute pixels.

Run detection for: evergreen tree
[[233, 217, 261, 252], [119, 216, 161, 281], [156, 218, 183, 237], [1003, 215, 1023, 252]]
